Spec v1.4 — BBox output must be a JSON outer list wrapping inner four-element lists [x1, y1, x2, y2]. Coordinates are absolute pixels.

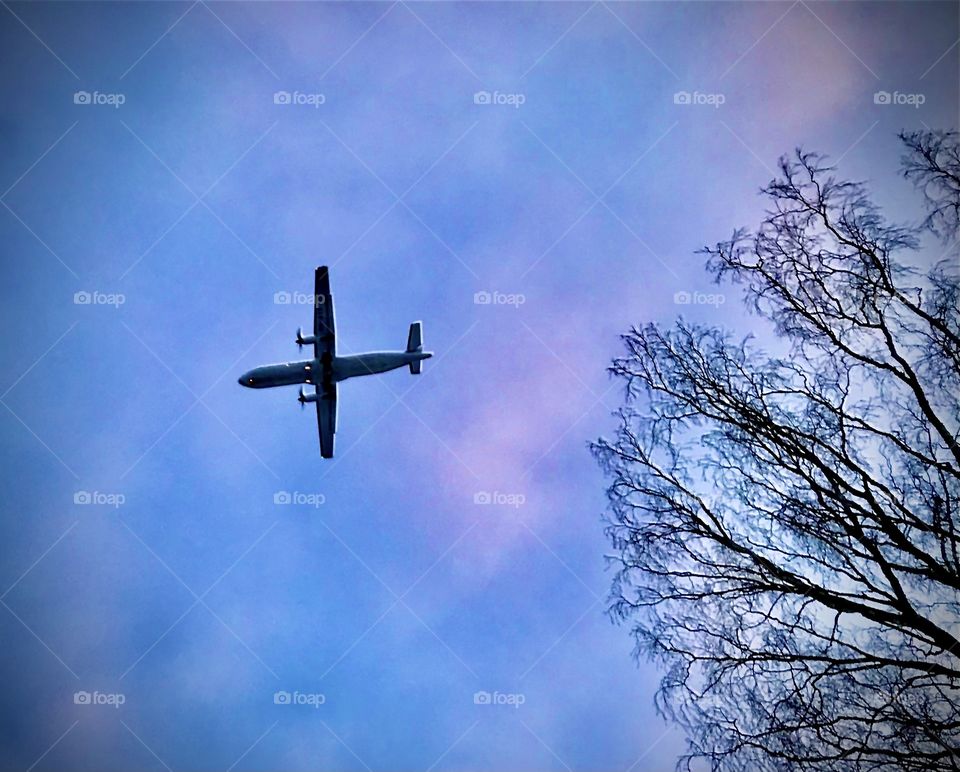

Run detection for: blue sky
[[0, 2, 956, 770]]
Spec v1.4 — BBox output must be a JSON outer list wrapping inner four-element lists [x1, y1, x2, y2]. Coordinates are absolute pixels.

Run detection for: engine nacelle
[[298, 386, 319, 405], [296, 326, 317, 349]]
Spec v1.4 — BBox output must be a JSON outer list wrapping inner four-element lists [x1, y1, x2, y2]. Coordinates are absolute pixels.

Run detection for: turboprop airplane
[[238, 266, 432, 458]]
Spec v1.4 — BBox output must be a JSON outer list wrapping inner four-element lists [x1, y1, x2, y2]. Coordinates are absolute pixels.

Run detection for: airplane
[[238, 266, 432, 458]]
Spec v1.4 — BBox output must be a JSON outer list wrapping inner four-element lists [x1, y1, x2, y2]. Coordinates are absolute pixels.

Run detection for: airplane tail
[[407, 321, 423, 374]]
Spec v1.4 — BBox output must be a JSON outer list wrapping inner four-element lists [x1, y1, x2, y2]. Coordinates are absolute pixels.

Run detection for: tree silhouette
[[593, 130, 960, 771]]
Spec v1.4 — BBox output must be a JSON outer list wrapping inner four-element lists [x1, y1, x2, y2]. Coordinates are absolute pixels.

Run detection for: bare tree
[[593, 130, 960, 771], [901, 130, 960, 241]]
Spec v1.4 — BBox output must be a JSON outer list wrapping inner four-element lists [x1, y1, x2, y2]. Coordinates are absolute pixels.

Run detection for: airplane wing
[[317, 384, 337, 459], [314, 266, 336, 356], [314, 267, 336, 457]]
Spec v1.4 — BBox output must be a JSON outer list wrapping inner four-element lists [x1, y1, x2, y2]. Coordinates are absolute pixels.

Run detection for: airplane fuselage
[[239, 351, 432, 389]]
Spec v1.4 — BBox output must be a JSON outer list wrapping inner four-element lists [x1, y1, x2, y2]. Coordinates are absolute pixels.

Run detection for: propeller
[[298, 386, 308, 409], [296, 327, 305, 351]]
